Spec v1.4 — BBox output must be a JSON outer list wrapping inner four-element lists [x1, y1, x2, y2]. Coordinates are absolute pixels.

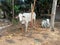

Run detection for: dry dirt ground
[[0, 19, 60, 45]]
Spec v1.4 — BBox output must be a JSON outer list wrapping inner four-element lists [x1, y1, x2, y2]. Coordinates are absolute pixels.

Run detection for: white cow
[[41, 19, 50, 28], [41, 19, 47, 28], [18, 12, 36, 32], [46, 19, 50, 27]]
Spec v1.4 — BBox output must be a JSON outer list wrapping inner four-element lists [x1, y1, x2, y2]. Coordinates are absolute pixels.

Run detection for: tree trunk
[[50, 0, 58, 31], [12, 0, 14, 19]]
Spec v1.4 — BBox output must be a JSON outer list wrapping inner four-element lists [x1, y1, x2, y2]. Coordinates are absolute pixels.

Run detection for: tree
[[50, 0, 58, 31], [12, 0, 14, 19], [1, 0, 12, 20]]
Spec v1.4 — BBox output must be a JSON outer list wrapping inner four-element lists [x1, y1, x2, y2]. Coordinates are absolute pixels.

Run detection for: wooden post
[[31, 0, 36, 27], [34, 0, 36, 8], [31, 3, 34, 27], [50, 0, 58, 31]]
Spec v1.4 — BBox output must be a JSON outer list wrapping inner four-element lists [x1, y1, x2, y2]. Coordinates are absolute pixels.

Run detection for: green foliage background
[[0, 0, 53, 22]]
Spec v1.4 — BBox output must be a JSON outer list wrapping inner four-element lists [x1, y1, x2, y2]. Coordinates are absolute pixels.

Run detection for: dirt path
[[0, 28, 60, 45], [0, 19, 60, 45]]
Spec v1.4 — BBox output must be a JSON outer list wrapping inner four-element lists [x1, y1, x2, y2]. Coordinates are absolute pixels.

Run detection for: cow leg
[[34, 19, 36, 25], [33, 19, 36, 28], [19, 21, 23, 32], [25, 22, 28, 32]]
